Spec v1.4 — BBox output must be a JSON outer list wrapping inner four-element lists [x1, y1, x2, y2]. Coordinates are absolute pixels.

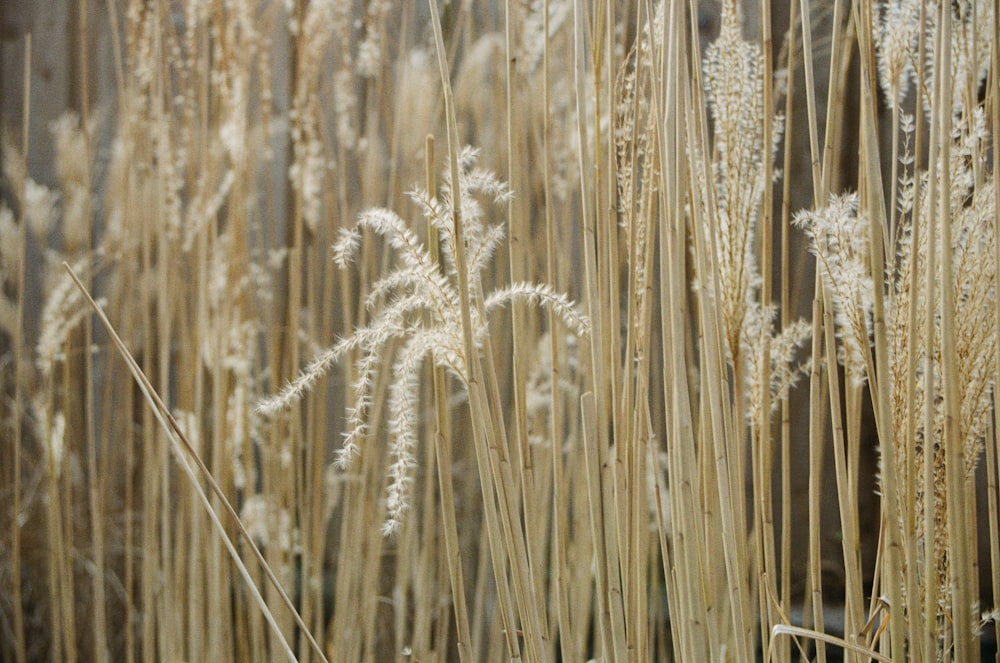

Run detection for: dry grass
[[0, 0, 997, 661]]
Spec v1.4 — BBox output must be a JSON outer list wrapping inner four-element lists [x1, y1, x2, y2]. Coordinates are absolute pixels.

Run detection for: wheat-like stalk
[[259, 148, 589, 534], [695, 2, 810, 423], [798, 5, 998, 649]]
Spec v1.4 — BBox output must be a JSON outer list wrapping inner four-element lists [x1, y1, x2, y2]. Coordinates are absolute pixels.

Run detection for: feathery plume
[[258, 149, 589, 534]]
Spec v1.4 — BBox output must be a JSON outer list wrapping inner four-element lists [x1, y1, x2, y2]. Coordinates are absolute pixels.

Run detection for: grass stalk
[[932, 5, 974, 656], [808, 298, 829, 663], [2, 2, 997, 661], [10, 33, 31, 663], [425, 133, 473, 663], [429, 2, 548, 658], [992, 0, 1000, 628], [65, 265, 329, 663]]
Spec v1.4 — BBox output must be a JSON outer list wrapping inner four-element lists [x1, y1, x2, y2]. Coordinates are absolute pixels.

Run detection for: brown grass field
[[1, 0, 998, 660]]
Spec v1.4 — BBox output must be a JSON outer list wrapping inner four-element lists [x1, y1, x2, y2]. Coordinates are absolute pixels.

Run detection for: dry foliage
[[0, 0, 997, 661]]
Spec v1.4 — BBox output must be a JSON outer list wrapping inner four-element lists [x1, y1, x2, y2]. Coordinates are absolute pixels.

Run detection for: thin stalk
[[427, 2, 544, 658], [42, 376, 65, 661], [140, 126, 157, 663], [573, 0, 629, 656], [653, 2, 709, 657], [909, 3, 935, 660], [770, 624, 892, 662], [777, 0, 800, 646], [685, 1, 754, 654], [10, 32, 31, 663], [581, 391, 616, 660], [853, 0, 905, 655], [797, 0, 824, 203], [65, 265, 330, 663], [933, 4, 973, 657], [823, 1, 854, 198], [541, 1, 575, 657], [991, 0, 1000, 628], [503, 2, 534, 533], [76, 6, 110, 655], [821, 300, 864, 659], [900, 67, 927, 663], [59, 354, 80, 663], [756, 0, 777, 646], [807, 298, 828, 663], [425, 135, 473, 663]]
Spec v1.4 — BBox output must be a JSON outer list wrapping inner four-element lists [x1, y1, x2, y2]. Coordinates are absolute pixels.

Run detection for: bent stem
[[64, 263, 328, 663]]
